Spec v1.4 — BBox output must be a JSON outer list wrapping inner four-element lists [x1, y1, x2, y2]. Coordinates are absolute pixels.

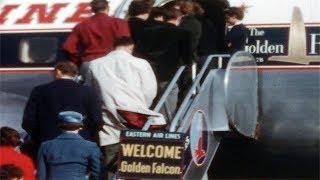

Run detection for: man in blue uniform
[[37, 111, 101, 180]]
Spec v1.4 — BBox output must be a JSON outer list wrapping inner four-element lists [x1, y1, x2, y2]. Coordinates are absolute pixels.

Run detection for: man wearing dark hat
[[37, 111, 101, 180]]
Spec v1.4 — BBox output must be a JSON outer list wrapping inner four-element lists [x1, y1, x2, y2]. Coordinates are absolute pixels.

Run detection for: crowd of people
[[1, 0, 248, 179]]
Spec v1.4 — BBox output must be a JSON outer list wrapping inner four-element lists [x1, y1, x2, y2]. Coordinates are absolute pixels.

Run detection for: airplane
[[0, 0, 319, 179]]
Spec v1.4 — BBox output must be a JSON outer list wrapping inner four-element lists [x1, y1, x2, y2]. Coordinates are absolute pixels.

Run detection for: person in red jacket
[[0, 127, 35, 180], [63, 0, 130, 81]]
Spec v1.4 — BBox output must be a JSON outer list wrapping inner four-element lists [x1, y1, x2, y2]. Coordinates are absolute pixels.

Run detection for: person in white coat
[[88, 36, 166, 174]]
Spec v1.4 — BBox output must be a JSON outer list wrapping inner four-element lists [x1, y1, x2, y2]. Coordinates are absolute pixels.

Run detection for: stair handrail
[[142, 66, 186, 131], [169, 54, 230, 132]]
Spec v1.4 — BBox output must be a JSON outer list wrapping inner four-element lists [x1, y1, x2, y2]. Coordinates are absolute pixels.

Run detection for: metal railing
[[142, 66, 186, 130], [169, 54, 230, 132], [142, 54, 230, 131]]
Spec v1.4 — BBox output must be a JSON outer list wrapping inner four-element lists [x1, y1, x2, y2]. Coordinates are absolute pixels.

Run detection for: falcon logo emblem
[[190, 110, 207, 166]]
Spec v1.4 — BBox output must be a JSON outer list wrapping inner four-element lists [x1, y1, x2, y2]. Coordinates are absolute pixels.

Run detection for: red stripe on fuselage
[[0, 68, 54, 74], [230, 66, 320, 71], [258, 66, 320, 71]]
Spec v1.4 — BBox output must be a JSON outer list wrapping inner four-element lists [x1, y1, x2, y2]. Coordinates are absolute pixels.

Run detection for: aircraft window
[[19, 38, 57, 64]]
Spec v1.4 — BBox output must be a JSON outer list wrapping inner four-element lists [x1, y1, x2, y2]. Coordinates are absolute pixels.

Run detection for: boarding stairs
[[142, 54, 231, 179]]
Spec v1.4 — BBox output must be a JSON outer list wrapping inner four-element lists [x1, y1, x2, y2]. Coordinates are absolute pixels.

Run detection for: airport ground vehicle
[[0, 0, 319, 178]]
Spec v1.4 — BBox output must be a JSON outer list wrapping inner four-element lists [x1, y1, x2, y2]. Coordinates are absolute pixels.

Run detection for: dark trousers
[[100, 143, 120, 179]]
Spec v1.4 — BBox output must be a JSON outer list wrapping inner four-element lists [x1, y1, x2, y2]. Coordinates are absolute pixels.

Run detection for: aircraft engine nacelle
[[223, 52, 320, 154]]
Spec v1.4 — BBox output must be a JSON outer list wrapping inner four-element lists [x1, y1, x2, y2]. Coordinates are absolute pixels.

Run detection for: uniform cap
[[58, 111, 84, 125]]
